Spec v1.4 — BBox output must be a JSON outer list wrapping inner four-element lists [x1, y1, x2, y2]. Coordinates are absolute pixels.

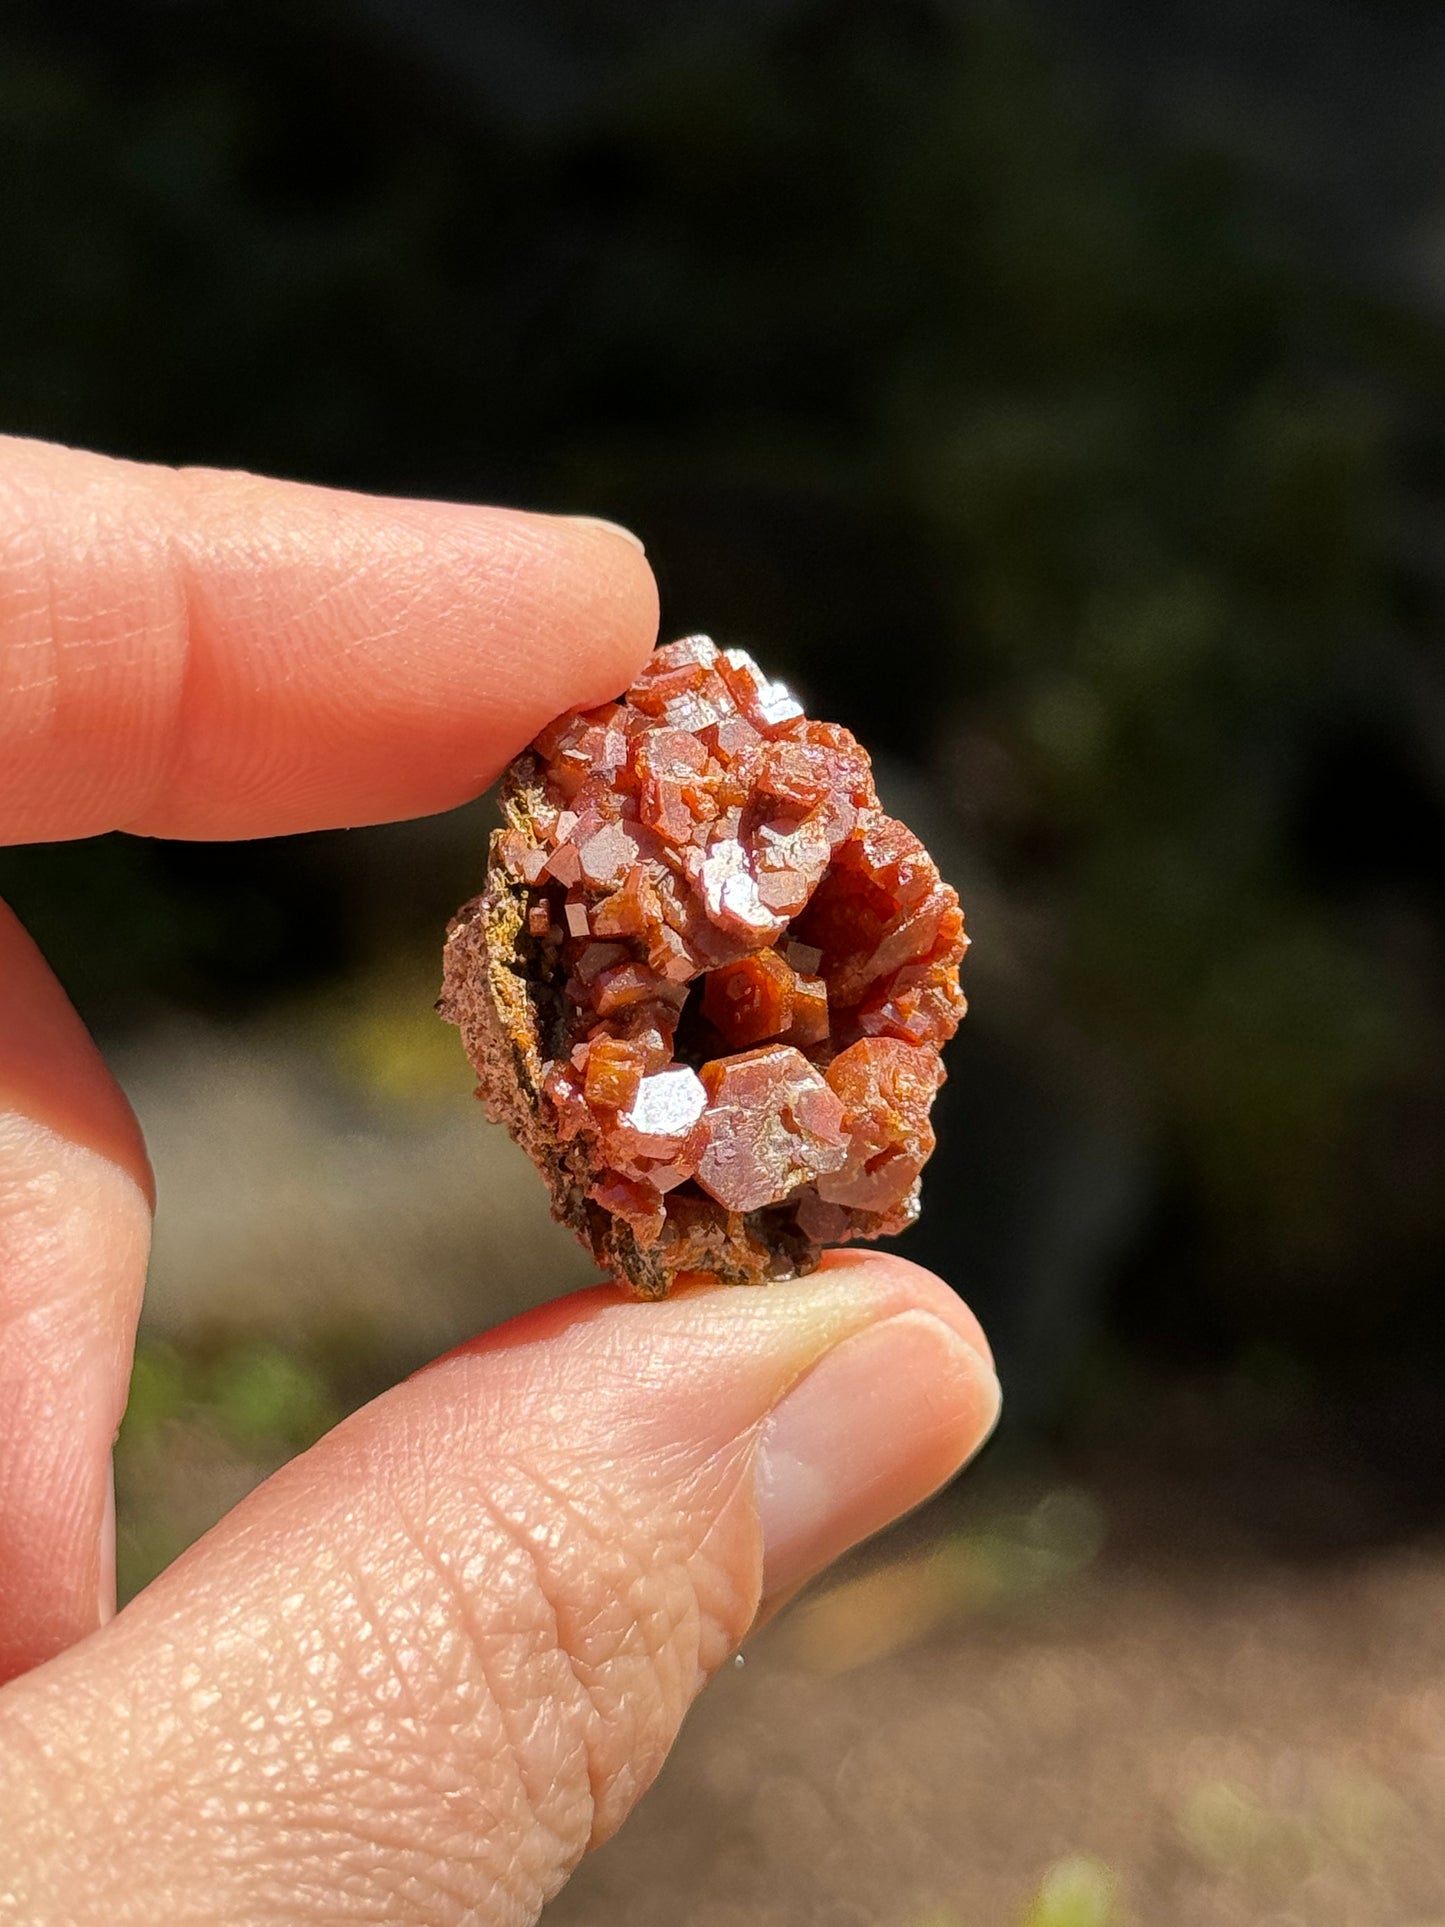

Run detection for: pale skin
[[0, 436, 1000, 1925]]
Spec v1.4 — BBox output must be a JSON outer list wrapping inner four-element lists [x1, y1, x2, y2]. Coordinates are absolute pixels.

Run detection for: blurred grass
[[126, 1339, 340, 1456], [1019, 1858, 1120, 1927], [909, 1853, 1123, 1926], [116, 1336, 345, 1602]]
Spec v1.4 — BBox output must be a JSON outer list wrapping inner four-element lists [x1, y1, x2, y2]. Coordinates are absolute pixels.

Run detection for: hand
[[0, 436, 1000, 1925]]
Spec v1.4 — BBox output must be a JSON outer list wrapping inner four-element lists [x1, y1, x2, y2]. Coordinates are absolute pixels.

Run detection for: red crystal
[[786, 973, 830, 1049], [693, 1045, 849, 1212], [815, 1036, 944, 1216], [702, 948, 798, 1049], [581, 1036, 646, 1112], [444, 634, 968, 1294]]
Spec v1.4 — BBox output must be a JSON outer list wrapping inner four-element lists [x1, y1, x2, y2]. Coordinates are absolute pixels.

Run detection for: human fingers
[[0, 434, 651, 1661], [0, 1253, 999, 1927], [0, 900, 152, 1683], [0, 435, 657, 843]]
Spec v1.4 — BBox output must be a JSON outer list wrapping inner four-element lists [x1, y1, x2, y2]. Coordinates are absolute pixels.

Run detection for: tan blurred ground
[[548, 1521, 1445, 1927], [115, 1008, 1445, 1927]]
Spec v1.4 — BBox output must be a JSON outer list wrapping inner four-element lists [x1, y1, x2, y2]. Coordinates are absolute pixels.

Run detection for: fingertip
[[141, 482, 662, 838], [421, 1255, 993, 1420], [0, 902, 153, 1205], [527, 507, 660, 709], [812, 1247, 996, 1372], [563, 514, 648, 556], [0, 437, 662, 841], [364, 495, 660, 793], [756, 1305, 999, 1600]]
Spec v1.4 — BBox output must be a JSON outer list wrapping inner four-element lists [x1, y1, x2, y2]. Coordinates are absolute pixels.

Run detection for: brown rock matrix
[[440, 636, 967, 1296]]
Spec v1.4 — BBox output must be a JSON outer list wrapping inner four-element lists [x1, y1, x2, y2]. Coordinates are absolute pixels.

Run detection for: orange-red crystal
[[702, 948, 798, 1048], [501, 635, 968, 1255]]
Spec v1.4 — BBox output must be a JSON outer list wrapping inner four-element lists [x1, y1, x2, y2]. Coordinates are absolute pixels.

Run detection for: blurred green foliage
[[1018, 1857, 1119, 1927], [2, 0, 1443, 1411], [140, 1340, 339, 1455], [116, 1336, 343, 1599], [915, 1854, 1120, 1927]]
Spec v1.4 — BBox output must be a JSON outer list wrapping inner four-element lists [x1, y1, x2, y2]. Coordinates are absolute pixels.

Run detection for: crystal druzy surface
[[440, 636, 968, 1296]]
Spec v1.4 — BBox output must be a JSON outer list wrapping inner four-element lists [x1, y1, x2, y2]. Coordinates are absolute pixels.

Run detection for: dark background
[[5, 4, 1445, 1920]]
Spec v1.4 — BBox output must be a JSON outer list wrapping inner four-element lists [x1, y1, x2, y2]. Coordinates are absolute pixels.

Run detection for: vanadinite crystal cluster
[[440, 636, 967, 1296]]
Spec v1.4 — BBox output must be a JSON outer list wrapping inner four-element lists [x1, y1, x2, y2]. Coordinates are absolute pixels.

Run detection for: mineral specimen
[[439, 635, 967, 1296]]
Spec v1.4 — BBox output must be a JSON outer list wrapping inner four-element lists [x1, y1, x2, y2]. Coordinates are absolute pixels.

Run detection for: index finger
[[0, 436, 658, 843]]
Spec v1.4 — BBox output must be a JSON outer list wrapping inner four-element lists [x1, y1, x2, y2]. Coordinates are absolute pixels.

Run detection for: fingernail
[[566, 514, 647, 555], [97, 1456, 116, 1625], [756, 1311, 1000, 1601]]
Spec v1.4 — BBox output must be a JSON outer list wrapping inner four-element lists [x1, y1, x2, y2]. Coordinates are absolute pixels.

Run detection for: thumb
[[0, 1252, 998, 1927]]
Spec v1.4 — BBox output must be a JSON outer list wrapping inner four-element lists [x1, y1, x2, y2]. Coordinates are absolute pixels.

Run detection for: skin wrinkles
[[474, 1451, 727, 1846], [151, 471, 646, 837], [0, 452, 182, 838], [408, 1433, 739, 1866], [180, 1466, 589, 1918], [163, 1571, 523, 1926], [0, 500, 59, 724], [0, 436, 659, 843], [0, 461, 182, 836], [251, 1501, 582, 1923], [377, 1488, 595, 1914], [0, 1341, 755, 1920], [0, 1117, 148, 1679]]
